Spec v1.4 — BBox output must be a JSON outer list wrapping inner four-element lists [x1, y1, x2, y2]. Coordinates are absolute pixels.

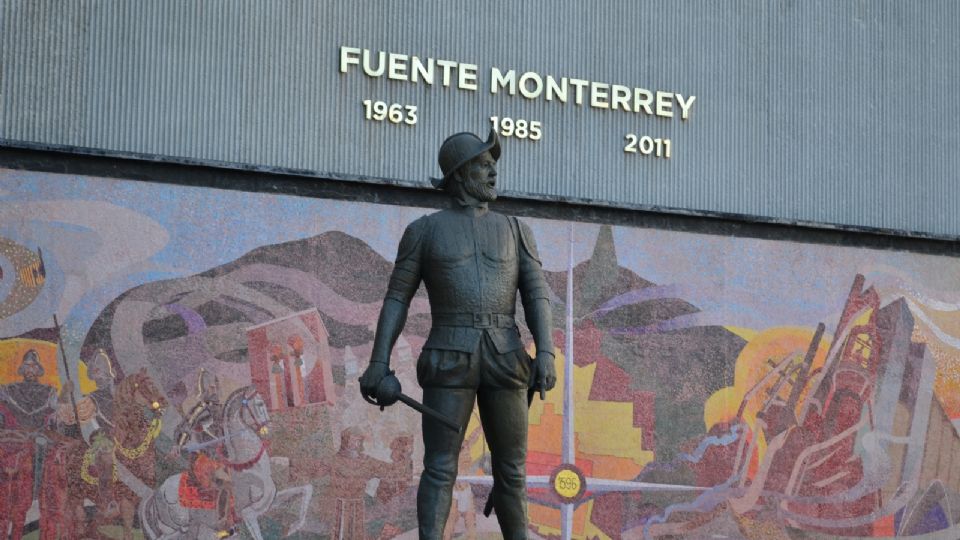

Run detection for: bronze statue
[[360, 130, 556, 539]]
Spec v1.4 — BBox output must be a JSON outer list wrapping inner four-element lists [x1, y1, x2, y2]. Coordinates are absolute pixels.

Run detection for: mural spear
[[53, 313, 82, 432]]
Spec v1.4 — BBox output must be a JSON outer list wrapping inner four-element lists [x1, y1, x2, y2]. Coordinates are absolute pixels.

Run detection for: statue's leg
[[418, 386, 475, 540], [477, 387, 529, 540]]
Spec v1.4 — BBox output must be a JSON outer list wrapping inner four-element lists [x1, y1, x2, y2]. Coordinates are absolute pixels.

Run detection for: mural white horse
[[139, 386, 312, 539]]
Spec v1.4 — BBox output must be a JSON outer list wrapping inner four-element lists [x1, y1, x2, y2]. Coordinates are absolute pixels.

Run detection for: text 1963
[[362, 100, 417, 125]]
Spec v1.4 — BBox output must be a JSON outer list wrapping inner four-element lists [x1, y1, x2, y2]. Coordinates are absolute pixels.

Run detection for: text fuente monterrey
[[340, 46, 696, 120]]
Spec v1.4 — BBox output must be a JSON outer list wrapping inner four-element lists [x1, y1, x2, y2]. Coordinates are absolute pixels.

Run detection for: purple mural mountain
[[80, 226, 745, 457]]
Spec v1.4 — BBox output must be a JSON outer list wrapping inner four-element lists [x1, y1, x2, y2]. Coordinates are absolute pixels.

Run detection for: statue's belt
[[432, 312, 515, 329]]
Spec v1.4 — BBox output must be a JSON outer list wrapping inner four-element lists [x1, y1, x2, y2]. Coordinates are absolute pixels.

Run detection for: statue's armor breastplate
[[383, 206, 551, 356], [422, 210, 518, 315]]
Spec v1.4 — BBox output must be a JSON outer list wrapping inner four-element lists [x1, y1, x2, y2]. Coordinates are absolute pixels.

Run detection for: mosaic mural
[[1, 170, 960, 539]]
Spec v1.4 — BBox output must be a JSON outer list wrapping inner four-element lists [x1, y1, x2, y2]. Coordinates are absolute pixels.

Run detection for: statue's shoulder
[[416, 208, 471, 230], [488, 209, 511, 221], [399, 214, 435, 241], [424, 208, 457, 221], [511, 217, 542, 262], [395, 214, 433, 261], [514, 216, 536, 237], [406, 212, 438, 230]]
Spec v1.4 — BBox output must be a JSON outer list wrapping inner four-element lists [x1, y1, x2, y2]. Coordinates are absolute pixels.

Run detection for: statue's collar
[[453, 195, 489, 216]]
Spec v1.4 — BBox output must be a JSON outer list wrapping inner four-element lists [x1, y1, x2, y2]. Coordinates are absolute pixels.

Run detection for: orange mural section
[[704, 327, 830, 433], [910, 306, 960, 420], [0, 339, 61, 390], [527, 349, 653, 539]]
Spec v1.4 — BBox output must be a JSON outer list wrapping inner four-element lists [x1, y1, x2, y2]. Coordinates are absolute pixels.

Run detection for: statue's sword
[[363, 371, 462, 434]]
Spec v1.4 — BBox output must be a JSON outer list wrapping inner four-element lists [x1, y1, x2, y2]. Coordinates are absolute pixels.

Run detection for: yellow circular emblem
[[552, 467, 584, 501]]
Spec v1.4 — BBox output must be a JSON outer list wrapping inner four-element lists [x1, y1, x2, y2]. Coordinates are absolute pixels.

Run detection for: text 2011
[[624, 134, 671, 158]]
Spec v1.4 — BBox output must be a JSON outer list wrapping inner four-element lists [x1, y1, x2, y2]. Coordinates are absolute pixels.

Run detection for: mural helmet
[[430, 129, 500, 189], [18, 349, 44, 378], [87, 349, 116, 381], [197, 368, 220, 401]]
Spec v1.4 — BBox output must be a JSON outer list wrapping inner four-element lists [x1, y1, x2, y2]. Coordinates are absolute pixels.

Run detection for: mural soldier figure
[[328, 427, 394, 539], [57, 349, 117, 439], [360, 130, 556, 539], [375, 434, 415, 503], [84, 349, 117, 428], [0, 350, 59, 431], [0, 349, 59, 496], [172, 369, 235, 537]]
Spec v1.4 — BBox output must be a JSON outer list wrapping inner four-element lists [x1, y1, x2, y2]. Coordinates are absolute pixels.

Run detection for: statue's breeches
[[416, 330, 530, 389]]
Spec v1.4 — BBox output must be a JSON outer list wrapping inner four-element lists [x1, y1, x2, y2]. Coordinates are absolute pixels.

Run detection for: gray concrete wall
[[1, 0, 958, 237]]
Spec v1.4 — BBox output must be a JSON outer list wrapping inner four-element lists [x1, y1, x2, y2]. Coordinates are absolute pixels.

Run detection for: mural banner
[[1, 169, 960, 539]]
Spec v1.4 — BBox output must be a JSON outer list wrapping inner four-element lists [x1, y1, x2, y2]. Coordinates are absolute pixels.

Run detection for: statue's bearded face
[[456, 151, 498, 202]]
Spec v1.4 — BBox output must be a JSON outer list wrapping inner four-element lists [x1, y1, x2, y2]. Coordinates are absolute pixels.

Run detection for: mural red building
[[246, 308, 336, 410]]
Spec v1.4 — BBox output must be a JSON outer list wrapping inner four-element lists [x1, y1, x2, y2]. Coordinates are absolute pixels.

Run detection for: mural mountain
[[80, 226, 746, 461]]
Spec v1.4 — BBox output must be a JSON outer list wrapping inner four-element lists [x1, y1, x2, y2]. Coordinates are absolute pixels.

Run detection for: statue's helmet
[[430, 129, 500, 190], [87, 349, 116, 381], [197, 368, 220, 398], [18, 349, 44, 378]]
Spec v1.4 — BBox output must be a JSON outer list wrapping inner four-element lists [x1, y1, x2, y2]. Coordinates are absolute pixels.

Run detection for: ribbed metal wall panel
[[1, 0, 958, 237]]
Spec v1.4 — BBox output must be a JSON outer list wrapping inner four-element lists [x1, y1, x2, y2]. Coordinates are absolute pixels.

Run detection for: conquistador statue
[[360, 130, 556, 539]]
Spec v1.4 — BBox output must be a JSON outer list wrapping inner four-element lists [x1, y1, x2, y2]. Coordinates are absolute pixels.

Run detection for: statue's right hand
[[359, 362, 389, 403]]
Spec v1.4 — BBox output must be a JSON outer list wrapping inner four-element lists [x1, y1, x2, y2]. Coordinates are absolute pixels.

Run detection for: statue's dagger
[[362, 371, 462, 434]]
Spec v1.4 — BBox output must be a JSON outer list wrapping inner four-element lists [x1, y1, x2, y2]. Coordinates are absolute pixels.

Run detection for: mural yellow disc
[[0, 237, 46, 318], [550, 465, 586, 503]]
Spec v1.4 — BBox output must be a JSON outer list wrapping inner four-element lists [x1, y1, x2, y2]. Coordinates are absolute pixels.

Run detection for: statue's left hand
[[529, 351, 557, 400]]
